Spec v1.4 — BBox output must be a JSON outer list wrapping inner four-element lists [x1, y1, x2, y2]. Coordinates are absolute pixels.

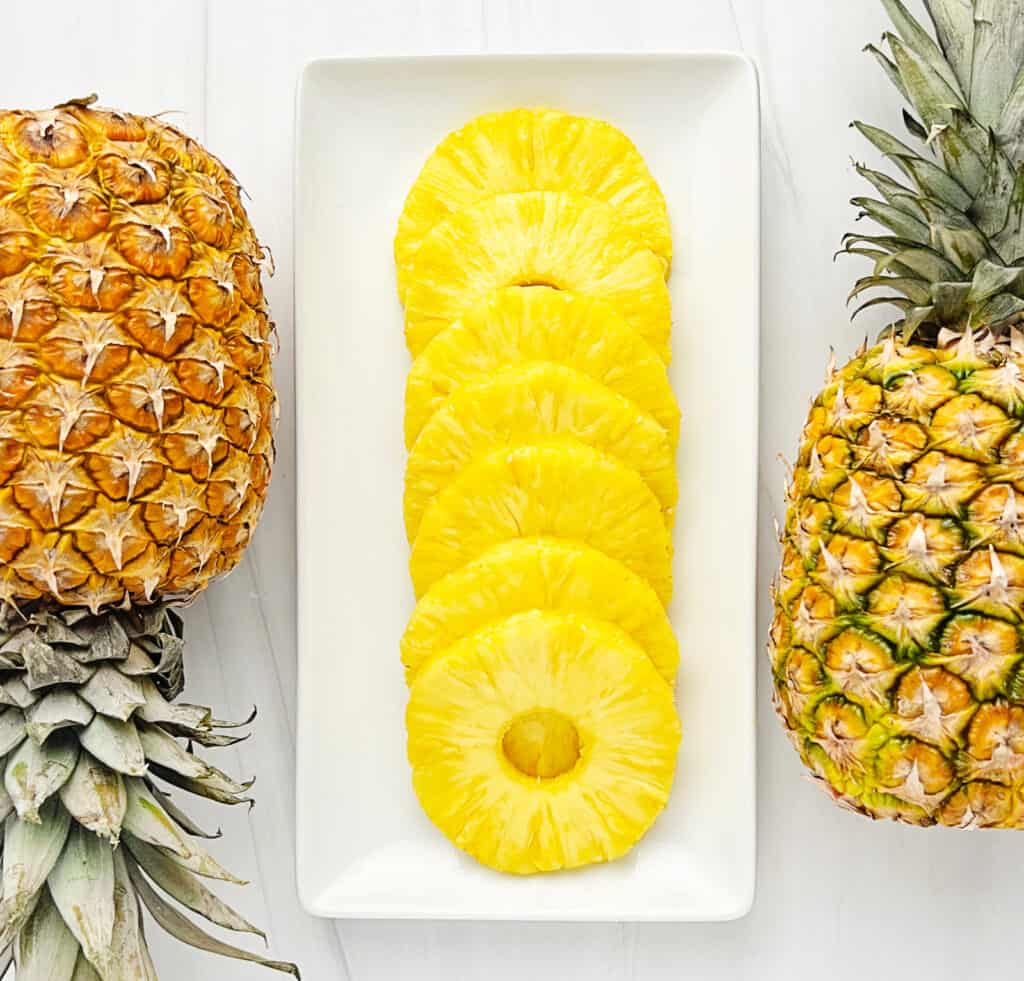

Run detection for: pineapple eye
[[502, 709, 581, 779]]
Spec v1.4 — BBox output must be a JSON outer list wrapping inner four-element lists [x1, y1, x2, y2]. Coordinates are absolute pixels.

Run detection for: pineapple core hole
[[512, 278, 563, 290], [502, 710, 581, 779]]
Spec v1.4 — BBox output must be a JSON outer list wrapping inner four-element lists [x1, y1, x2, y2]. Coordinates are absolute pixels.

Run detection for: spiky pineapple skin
[[0, 102, 274, 611], [771, 337, 1024, 828]]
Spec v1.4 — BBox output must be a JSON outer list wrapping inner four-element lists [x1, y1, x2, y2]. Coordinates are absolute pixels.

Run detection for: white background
[[4, 1, 1023, 979]]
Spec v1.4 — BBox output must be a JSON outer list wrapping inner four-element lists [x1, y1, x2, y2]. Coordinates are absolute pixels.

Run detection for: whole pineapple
[[771, 0, 1024, 828], [0, 98, 294, 975]]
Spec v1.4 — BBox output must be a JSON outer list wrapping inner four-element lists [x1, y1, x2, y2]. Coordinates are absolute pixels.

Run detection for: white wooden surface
[[6, 1, 1024, 978]]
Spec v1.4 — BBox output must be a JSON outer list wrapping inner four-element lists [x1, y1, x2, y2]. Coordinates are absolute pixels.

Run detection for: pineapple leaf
[[973, 291, 1024, 325], [145, 781, 222, 839], [851, 295, 914, 320], [59, 755, 126, 844], [0, 947, 11, 978], [126, 858, 299, 977], [122, 778, 191, 857], [25, 692, 93, 745], [970, 139, 1017, 241], [105, 848, 158, 981], [967, 257, 1024, 303], [902, 304, 938, 340], [79, 716, 145, 777], [929, 280, 972, 319], [4, 732, 79, 822], [135, 679, 211, 731], [0, 783, 12, 824], [71, 954, 100, 981], [997, 66, 1024, 163], [886, 33, 966, 128], [136, 721, 209, 780], [854, 122, 972, 208], [993, 166, 1024, 261], [124, 835, 264, 939], [1, 799, 70, 946], [848, 275, 933, 305], [147, 761, 253, 806], [926, 114, 988, 195], [903, 109, 929, 142], [865, 42, 910, 101], [78, 665, 146, 722], [876, 245, 963, 282], [47, 824, 114, 979], [854, 164, 929, 220], [21, 640, 92, 692], [0, 709, 26, 757], [122, 785, 244, 883], [924, 0, 975, 95], [852, 196, 931, 241], [16, 886, 79, 981], [969, 0, 1024, 128], [882, 0, 966, 100], [917, 197, 993, 269]]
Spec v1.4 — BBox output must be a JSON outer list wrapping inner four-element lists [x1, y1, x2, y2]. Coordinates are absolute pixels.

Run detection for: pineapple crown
[[845, 0, 1024, 343]]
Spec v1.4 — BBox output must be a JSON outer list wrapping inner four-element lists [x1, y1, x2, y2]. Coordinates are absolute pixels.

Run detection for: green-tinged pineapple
[[0, 98, 294, 975], [771, 0, 1024, 828]]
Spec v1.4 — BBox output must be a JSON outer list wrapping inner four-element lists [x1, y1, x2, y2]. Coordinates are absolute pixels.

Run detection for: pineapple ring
[[405, 286, 679, 448], [399, 190, 671, 361], [403, 360, 677, 540], [409, 441, 674, 603], [395, 107, 672, 275], [401, 537, 679, 684], [407, 609, 680, 875]]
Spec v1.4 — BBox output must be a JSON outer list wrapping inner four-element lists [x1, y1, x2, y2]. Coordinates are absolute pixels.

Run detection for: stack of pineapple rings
[[394, 108, 682, 875]]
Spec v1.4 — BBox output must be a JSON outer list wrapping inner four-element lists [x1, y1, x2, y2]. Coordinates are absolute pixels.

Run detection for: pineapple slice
[[407, 608, 680, 875], [395, 108, 671, 275], [400, 190, 671, 360], [409, 442, 673, 603], [402, 537, 679, 684], [404, 361, 677, 540], [404, 286, 679, 447]]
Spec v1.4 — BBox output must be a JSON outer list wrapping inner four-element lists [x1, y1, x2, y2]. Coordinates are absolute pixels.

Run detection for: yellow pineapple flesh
[[405, 285, 679, 447], [407, 609, 680, 875], [401, 536, 678, 684], [395, 108, 670, 282], [403, 360, 676, 540], [399, 190, 671, 360], [409, 441, 673, 603]]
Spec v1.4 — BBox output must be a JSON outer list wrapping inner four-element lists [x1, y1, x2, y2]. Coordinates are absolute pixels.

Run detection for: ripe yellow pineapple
[[394, 107, 671, 280], [409, 441, 673, 603], [403, 361, 677, 540], [399, 190, 671, 360], [401, 537, 678, 683], [771, 1, 1024, 829], [405, 286, 679, 447], [0, 99, 293, 974], [407, 609, 680, 875]]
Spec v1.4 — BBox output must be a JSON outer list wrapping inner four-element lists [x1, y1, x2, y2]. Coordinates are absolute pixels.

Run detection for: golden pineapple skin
[[401, 537, 679, 683], [0, 103, 273, 610], [771, 338, 1024, 827], [395, 108, 671, 279], [399, 190, 671, 360], [409, 441, 673, 603], [405, 286, 679, 448], [407, 609, 680, 875], [403, 360, 677, 540]]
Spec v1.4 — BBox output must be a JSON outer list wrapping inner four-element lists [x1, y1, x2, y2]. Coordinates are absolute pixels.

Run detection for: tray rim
[[293, 48, 761, 922]]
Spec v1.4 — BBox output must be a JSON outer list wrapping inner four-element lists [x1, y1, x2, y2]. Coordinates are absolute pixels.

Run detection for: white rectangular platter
[[295, 53, 759, 921]]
